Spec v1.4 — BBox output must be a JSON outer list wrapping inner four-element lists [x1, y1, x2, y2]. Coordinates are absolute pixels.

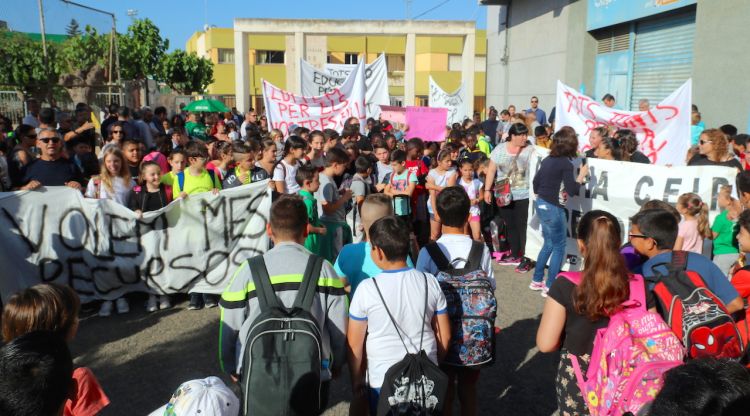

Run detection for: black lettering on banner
[[108, 214, 142, 257], [692, 177, 700, 194], [590, 171, 609, 201], [662, 178, 682, 204], [711, 177, 730, 211], [634, 176, 654, 206], [202, 197, 228, 251], [204, 251, 230, 286], [142, 256, 167, 293], [228, 194, 253, 243], [39, 258, 63, 282], [67, 257, 92, 286], [58, 208, 90, 251], [2, 204, 47, 253], [169, 253, 203, 290], [138, 212, 170, 251]]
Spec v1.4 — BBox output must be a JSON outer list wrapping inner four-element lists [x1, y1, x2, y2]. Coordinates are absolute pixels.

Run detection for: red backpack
[[649, 251, 745, 359]]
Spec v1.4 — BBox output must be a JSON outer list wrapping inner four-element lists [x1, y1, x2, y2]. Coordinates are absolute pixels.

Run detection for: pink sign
[[379, 105, 406, 125], [405, 106, 448, 142]]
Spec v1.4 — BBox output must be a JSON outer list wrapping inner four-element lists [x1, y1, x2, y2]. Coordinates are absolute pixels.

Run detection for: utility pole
[[37, 0, 48, 59]]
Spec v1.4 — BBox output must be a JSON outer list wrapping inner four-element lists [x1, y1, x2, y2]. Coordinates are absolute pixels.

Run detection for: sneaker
[[159, 295, 172, 310], [528, 281, 545, 291], [188, 293, 203, 310], [146, 295, 158, 313], [497, 256, 522, 266], [204, 294, 219, 309], [515, 257, 535, 273], [116, 298, 130, 314], [541, 287, 550, 298], [98, 300, 113, 317]]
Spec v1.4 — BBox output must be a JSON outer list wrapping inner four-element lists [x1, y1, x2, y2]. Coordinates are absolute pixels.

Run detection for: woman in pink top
[[674, 192, 712, 254]]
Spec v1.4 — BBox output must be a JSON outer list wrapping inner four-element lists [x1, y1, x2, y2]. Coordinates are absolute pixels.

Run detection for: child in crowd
[[416, 186, 496, 415], [385, 149, 418, 225], [296, 164, 327, 255], [305, 130, 326, 168], [130, 161, 173, 312], [272, 135, 307, 194], [537, 210, 656, 415], [317, 148, 353, 262], [256, 138, 278, 180], [2, 283, 110, 416], [347, 216, 451, 415], [148, 377, 239, 416], [712, 185, 742, 275], [458, 159, 484, 241], [163, 149, 186, 198], [169, 141, 222, 310], [675, 192, 712, 254], [269, 128, 285, 161], [207, 141, 233, 181], [120, 137, 143, 179], [427, 149, 458, 241], [373, 142, 393, 191], [350, 156, 375, 242], [406, 138, 430, 246], [219, 196, 347, 413], [222, 141, 268, 189], [85, 146, 136, 317]]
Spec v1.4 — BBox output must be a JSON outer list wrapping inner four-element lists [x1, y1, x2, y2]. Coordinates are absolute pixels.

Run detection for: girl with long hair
[[675, 192, 712, 254], [536, 210, 655, 415], [426, 148, 458, 241], [272, 135, 307, 194]]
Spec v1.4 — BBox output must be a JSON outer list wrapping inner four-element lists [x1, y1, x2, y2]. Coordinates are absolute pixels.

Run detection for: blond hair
[[677, 192, 712, 239], [701, 129, 729, 162], [98, 146, 131, 195]]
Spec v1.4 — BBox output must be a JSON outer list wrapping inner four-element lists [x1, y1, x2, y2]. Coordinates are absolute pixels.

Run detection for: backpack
[[241, 255, 325, 416], [177, 169, 216, 193], [373, 274, 449, 416], [560, 272, 685, 416], [649, 251, 745, 359], [425, 241, 497, 367], [488, 216, 511, 256], [390, 170, 414, 217]]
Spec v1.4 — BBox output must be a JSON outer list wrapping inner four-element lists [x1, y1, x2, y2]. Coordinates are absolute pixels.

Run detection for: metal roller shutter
[[630, 11, 695, 111]]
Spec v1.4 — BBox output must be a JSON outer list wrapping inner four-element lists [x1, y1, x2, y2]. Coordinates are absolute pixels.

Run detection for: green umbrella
[[183, 99, 230, 113]]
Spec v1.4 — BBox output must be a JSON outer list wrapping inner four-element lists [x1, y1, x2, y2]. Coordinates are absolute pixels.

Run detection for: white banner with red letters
[[264, 59, 367, 136], [554, 79, 691, 166]]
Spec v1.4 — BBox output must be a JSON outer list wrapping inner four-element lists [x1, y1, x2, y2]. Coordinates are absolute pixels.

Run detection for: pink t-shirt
[[678, 219, 703, 254]]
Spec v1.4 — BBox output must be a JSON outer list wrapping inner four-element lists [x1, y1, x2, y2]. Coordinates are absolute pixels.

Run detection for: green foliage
[[59, 25, 108, 74], [119, 18, 168, 82], [0, 30, 61, 99], [159, 50, 214, 95], [66, 19, 81, 37]]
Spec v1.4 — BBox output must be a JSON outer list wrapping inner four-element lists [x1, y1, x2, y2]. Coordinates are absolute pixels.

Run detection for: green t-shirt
[[711, 210, 739, 255], [300, 189, 321, 254], [171, 169, 222, 199], [185, 121, 208, 141]]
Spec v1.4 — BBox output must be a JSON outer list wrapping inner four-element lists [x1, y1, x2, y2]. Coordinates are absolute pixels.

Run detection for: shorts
[[470, 215, 481, 223]]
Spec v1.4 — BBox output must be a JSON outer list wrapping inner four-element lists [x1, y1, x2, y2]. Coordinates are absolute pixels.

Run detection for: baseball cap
[[148, 377, 239, 416]]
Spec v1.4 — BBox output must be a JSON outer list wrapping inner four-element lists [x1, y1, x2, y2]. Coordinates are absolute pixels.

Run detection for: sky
[[1, 0, 486, 51]]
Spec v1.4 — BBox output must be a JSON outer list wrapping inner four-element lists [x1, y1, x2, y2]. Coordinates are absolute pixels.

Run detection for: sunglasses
[[531, 100, 538, 103], [39, 137, 61, 144], [699, 139, 712, 145], [112, 130, 124, 134]]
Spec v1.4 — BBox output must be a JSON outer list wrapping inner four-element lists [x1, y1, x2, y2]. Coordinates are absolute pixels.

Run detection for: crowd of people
[[2, 96, 750, 416]]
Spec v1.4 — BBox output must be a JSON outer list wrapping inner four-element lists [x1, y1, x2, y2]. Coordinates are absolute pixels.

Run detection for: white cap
[[150, 376, 239, 416]]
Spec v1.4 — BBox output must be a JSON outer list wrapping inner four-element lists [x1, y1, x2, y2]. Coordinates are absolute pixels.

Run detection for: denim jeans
[[532, 199, 567, 288]]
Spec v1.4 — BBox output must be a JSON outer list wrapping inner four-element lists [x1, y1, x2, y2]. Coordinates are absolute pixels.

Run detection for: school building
[[186, 19, 487, 117], [481, 0, 750, 130]]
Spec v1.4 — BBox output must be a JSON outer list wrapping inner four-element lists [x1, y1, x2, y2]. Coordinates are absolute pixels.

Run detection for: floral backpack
[[559, 272, 685, 416]]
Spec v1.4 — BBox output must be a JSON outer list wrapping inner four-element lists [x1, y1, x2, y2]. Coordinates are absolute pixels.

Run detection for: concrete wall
[[485, 0, 595, 115], [692, 0, 750, 131]]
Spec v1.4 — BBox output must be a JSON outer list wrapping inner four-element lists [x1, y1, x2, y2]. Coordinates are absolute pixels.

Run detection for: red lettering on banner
[[270, 85, 282, 101], [640, 128, 666, 164], [584, 101, 600, 119], [278, 103, 288, 117], [655, 105, 679, 121], [299, 104, 310, 118]]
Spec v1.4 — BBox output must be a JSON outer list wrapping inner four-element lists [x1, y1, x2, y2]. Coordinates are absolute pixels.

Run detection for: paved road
[[71, 262, 559, 415]]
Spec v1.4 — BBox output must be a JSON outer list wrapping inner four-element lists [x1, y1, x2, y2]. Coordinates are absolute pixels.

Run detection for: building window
[[345, 53, 359, 65], [448, 55, 462, 72], [218, 48, 235, 64], [386, 54, 405, 72], [256, 50, 285, 65], [416, 96, 428, 107]]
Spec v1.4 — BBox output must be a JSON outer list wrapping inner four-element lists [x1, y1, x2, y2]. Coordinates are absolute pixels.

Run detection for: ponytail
[[696, 202, 712, 239], [678, 192, 712, 239]]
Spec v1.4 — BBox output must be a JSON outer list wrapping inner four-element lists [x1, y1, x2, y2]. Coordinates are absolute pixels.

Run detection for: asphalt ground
[[71, 261, 560, 415]]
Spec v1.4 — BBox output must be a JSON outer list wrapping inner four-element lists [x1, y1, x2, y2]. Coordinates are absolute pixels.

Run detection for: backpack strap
[[177, 171, 185, 193], [670, 250, 689, 273], [207, 168, 216, 187], [373, 273, 431, 353], [625, 274, 647, 310], [558, 271, 582, 285], [425, 242, 452, 272], [248, 256, 283, 312], [465, 241, 485, 271], [292, 255, 324, 312]]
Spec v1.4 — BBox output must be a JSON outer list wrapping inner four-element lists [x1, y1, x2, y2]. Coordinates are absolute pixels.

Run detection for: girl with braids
[[674, 192, 712, 254], [537, 210, 656, 415]]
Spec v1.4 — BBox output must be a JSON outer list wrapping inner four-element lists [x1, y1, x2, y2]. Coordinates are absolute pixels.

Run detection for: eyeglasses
[[531, 100, 538, 103], [39, 137, 61, 144], [628, 233, 650, 240], [699, 139, 712, 145], [112, 130, 124, 134]]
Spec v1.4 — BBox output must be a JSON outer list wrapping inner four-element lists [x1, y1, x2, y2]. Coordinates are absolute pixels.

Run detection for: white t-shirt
[[84, 176, 135, 206], [272, 159, 300, 194], [426, 168, 456, 214], [459, 177, 483, 216], [349, 268, 447, 388], [415, 234, 496, 289]]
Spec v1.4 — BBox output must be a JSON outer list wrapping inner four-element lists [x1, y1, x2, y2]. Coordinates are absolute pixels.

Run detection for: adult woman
[[484, 123, 536, 271], [688, 128, 743, 170], [258, 115, 269, 134], [256, 138, 278, 183], [614, 129, 650, 164], [536, 210, 655, 415], [594, 137, 621, 161], [211, 120, 231, 142], [530, 127, 588, 296]]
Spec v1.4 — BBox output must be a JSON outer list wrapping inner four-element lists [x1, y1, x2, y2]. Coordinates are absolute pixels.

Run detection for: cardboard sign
[[379, 105, 406, 125], [405, 106, 448, 142]]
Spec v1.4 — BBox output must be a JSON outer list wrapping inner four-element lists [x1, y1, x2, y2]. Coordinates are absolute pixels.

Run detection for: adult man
[[18, 128, 83, 191], [584, 126, 608, 158], [480, 108, 499, 139], [602, 93, 616, 108], [152, 106, 168, 135], [638, 99, 650, 112], [100, 103, 119, 137], [185, 112, 208, 141], [240, 109, 259, 140], [38, 107, 56, 132], [22, 99, 40, 127], [117, 106, 138, 140], [526, 96, 547, 126], [132, 109, 154, 149], [65, 104, 97, 149]]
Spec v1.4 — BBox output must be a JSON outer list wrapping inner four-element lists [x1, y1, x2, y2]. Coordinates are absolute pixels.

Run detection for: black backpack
[[374, 273, 449, 416], [241, 255, 325, 416]]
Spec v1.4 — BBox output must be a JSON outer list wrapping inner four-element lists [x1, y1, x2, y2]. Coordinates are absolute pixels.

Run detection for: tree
[[0, 30, 61, 101], [118, 18, 168, 85], [58, 25, 108, 104], [159, 50, 214, 95], [66, 19, 81, 37]]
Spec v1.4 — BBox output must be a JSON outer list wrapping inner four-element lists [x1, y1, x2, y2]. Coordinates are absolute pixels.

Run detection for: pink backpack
[[559, 272, 685, 416]]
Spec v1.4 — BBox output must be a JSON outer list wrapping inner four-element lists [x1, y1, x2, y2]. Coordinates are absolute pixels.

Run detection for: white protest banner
[[300, 54, 390, 119], [428, 76, 468, 126], [265, 59, 366, 136], [0, 182, 271, 303], [555, 79, 691, 166], [525, 147, 737, 270]]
